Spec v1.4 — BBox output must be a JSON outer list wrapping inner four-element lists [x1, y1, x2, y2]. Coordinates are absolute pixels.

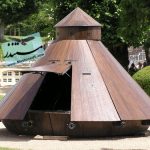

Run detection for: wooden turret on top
[[55, 7, 102, 40]]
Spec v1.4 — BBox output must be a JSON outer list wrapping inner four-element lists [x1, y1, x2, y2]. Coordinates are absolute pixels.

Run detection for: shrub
[[133, 66, 150, 96]]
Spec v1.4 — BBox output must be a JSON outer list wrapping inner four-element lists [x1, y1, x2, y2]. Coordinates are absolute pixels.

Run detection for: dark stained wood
[[55, 8, 101, 40], [56, 27, 101, 40], [3, 111, 149, 137], [71, 40, 120, 121], [10, 64, 71, 75], [50, 112, 70, 136], [28, 111, 53, 135], [81, 122, 112, 137], [0, 74, 45, 120], [55, 7, 101, 27], [3, 111, 53, 135], [80, 120, 148, 137], [87, 40, 150, 120], [47, 40, 71, 62]]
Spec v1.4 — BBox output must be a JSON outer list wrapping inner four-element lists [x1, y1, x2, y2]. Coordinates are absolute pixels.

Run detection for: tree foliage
[[119, 0, 150, 64], [0, 0, 42, 24], [0, 0, 44, 41], [14, 2, 52, 37], [133, 66, 150, 96], [119, 0, 150, 46]]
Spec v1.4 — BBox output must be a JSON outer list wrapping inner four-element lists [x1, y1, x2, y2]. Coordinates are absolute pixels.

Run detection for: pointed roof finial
[[55, 7, 101, 27]]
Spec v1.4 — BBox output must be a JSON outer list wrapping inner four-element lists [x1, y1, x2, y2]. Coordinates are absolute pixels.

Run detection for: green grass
[[0, 95, 4, 100], [0, 147, 19, 150], [133, 66, 150, 96]]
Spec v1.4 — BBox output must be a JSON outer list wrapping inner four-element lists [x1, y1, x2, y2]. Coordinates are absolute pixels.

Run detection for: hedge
[[133, 66, 150, 96]]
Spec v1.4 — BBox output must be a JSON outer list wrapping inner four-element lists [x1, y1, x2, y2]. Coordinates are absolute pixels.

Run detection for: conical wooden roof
[[55, 7, 101, 27], [0, 8, 150, 121]]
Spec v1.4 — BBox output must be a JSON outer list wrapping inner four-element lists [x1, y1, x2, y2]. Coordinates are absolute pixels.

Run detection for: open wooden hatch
[[1, 7, 150, 137]]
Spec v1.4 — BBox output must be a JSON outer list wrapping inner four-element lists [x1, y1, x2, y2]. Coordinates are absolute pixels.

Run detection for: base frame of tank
[[2, 110, 149, 137]]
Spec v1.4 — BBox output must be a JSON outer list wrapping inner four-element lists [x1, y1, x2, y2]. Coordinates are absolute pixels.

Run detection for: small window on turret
[[87, 32, 92, 36], [57, 32, 59, 36]]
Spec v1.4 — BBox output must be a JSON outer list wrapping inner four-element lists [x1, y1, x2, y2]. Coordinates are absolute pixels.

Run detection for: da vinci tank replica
[[0, 8, 150, 137]]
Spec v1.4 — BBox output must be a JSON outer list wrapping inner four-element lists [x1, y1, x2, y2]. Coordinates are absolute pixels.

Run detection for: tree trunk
[[0, 20, 4, 41], [109, 44, 129, 71], [145, 47, 150, 65]]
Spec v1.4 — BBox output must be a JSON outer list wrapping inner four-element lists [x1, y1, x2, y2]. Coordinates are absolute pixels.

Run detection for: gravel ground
[[0, 122, 150, 150]]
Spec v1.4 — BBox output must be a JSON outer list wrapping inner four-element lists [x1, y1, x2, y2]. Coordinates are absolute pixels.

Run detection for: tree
[[144, 37, 150, 65], [0, 0, 42, 41], [15, 2, 52, 37], [119, 0, 150, 64], [50, 0, 129, 70]]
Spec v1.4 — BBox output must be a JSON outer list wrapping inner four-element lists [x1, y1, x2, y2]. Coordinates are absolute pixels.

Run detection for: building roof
[[55, 7, 101, 27]]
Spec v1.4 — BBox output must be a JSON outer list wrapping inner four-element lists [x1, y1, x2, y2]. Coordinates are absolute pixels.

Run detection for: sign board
[[1, 32, 44, 66]]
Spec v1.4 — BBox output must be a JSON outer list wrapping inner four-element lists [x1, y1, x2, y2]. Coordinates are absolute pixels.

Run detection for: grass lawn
[[0, 95, 4, 101], [0, 147, 19, 150]]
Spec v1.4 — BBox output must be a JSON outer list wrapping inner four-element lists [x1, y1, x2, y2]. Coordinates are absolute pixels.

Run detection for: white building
[[128, 46, 146, 67], [0, 69, 22, 86], [0, 61, 34, 87]]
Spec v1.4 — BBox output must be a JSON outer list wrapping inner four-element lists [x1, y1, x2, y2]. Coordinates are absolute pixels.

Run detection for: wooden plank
[[50, 112, 70, 136], [71, 40, 120, 121], [81, 122, 112, 137], [28, 111, 53, 135], [56, 27, 101, 40], [32, 40, 58, 66], [3, 111, 53, 135], [10, 64, 71, 75], [88, 40, 150, 120], [55, 7, 101, 27], [48, 40, 71, 62], [0, 73, 45, 120], [49, 112, 84, 137]]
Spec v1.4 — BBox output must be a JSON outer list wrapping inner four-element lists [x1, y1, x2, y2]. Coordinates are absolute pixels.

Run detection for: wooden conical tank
[[2, 7, 150, 137]]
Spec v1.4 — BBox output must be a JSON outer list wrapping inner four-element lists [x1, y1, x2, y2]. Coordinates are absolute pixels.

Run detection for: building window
[[15, 79, 19, 82], [15, 71, 19, 76], [3, 79, 7, 82], [2, 72, 7, 76], [8, 72, 12, 76], [8, 79, 12, 82]]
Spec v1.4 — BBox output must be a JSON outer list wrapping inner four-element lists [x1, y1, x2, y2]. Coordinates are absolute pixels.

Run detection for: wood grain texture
[[55, 7, 101, 27], [50, 112, 70, 136], [71, 40, 120, 121], [88, 40, 150, 120], [12, 64, 71, 75], [3, 111, 53, 135], [47, 40, 71, 62], [0, 74, 45, 120], [56, 27, 101, 40]]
